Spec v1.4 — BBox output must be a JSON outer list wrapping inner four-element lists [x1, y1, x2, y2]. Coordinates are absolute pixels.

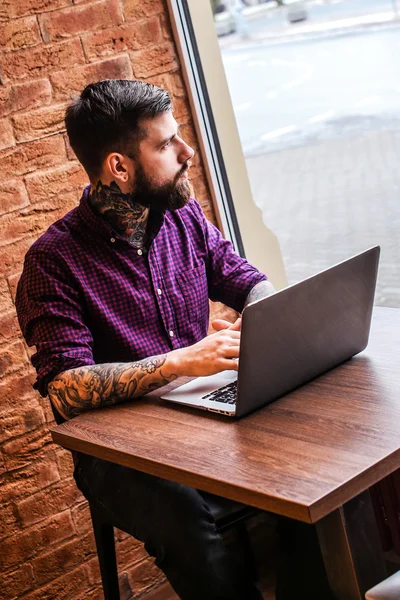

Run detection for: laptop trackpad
[[161, 370, 238, 405]]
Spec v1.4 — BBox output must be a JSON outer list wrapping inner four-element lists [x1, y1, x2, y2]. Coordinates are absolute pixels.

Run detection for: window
[[168, 0, 400, 306]]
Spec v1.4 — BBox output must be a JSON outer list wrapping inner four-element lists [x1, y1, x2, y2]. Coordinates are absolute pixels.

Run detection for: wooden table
[[51, 307, 400, 600]]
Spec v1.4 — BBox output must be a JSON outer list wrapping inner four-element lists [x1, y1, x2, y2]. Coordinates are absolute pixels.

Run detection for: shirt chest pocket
[[176, 261, 209, 323]]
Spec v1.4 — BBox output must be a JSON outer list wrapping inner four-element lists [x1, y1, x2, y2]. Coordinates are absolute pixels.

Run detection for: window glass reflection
[[213, 0, 400, 306]]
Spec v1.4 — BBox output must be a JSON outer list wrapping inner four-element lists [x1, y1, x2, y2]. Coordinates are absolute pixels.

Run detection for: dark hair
[[65, 79, 172, 180]]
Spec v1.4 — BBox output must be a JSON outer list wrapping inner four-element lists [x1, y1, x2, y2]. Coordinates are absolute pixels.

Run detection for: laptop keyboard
[[202, 380, 238, 405]]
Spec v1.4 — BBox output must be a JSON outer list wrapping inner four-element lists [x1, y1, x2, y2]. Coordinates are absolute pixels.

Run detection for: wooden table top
[[51, 307, 400, 524]]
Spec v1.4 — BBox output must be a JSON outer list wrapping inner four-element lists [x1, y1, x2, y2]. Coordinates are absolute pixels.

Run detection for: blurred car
[[285, 0, 308, 23], [214, 10, 237, 36]]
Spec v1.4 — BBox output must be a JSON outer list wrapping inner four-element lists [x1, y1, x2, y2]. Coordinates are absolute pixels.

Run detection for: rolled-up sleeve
[[16, 248, 95, 397], [189, 201, 267, 312]]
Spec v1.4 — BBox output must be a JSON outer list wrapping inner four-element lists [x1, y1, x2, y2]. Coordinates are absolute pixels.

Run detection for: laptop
[[161, 246, 380, 418]]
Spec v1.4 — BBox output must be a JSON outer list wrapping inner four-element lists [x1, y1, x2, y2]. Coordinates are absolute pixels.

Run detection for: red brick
[[0, 179, 30, 216], [39, 394, 56, 424], [0, 510, 75, 571], [172, 96, 190, 121], [0, 502, 19, 540], [64, 132, 76, 160], [0, 205, 67, 247], [39, 0, 124, 43], [1, 451, 60, 504], [50, 54, 133, 101], [0, 399, 44, 442], [0, 135, 67, 180], [115, 528, 131, 542], [0, 117, 15, 150], [85, 571, 132, 600], [7, 272, 20, 303], [124, 0, 165, 21], [12, 103, 66, 143], [11, 78, 52, 113], [1, 38, 85, 82], [32, 532, 94, 586], [0, 339, 29, 378], [116, 536, 147, 568], [179, 122, 199, 155], [126, 557, 165, 597], [85, 555, 102, 586], [118, 573, 134, 600], [0, 563, 34, 597], [0, 523, 41, 571], [55, 447, 74, 479], [130, 43, 177, 79], [2, 427, 52, 470], [71, 498, 92, 534], [0, 15, 41, 50], [147, 70, 186, 98], [0, 448, 5, 476], [82, 16, 162, 61], [16, 477, 82, 526], [25, 162, 88, 204], [0, 236, 37, 278], [0, 370, 35, 412], [0, 86, 12, 117], [0, 276, 14, 312], [0, 310, 20, 343], [0, 0, 71, 20], [23, 563, 91, 600]]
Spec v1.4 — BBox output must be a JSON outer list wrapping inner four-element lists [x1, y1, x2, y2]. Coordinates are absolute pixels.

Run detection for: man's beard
[[131, 160, 192, 213]]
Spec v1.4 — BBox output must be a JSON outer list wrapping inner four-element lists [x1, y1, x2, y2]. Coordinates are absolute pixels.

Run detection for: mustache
[[174, 162, 191, 184]]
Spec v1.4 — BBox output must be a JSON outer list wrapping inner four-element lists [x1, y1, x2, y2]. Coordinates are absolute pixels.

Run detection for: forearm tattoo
[[47, 355, 177, 420], [89, 180, 149, 248], [244, 280, 276, 308]]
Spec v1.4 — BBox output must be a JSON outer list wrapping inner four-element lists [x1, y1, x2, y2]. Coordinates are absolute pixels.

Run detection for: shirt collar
[[77, 185, 166, 246]]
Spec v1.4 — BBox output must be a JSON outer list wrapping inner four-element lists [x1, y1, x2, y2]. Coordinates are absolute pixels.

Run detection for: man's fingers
[[218, 359, 239, 371], [211, 317, 242, 332], [223, 346, 240, 358], [211, 319, 232, 331], [228, 317, 242, 331]]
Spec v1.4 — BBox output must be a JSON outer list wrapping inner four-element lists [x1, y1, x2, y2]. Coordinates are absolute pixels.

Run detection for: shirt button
[[110, 237, 116, 243], [137, 249, 143, 256], [169, 330, 174, 338], [157, 288, 162, 296]]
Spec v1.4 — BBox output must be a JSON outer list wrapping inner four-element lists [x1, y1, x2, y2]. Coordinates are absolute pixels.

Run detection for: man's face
[[129, 111, 195, 212]]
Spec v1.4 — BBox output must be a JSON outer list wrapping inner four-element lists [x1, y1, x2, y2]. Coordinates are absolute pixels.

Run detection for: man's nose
[[178, 138, 195, 163]]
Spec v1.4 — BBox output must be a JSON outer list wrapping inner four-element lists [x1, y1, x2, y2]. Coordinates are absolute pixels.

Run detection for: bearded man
[[16, 79, 332, 600]]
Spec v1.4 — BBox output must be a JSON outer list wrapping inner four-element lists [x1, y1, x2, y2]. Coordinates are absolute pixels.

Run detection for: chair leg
[[236, 521, 259, 582], [89, 503, 120, 600]]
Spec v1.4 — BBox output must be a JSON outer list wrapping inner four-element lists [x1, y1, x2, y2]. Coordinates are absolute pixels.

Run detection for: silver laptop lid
[[235, 246, 380, 418]]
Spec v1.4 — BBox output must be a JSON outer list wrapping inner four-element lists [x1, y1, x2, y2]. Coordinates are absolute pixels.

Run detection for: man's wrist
[[166, 347, 187, 378]]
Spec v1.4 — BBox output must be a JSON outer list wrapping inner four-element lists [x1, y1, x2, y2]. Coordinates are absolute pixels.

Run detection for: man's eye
[[162, 141, 172, 149]]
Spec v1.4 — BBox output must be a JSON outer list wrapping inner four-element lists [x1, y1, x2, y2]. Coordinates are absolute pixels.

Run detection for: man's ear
[[104, 152, 131, 185]]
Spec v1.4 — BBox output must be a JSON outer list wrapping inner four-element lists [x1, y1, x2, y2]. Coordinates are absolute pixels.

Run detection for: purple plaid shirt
[[16, 187, 266, 397]]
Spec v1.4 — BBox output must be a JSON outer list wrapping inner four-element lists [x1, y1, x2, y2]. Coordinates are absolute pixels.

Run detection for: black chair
[[89, 494, 259, 600]]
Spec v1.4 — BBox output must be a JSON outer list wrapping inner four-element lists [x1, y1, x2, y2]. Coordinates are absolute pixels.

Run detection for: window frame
[[166, 0, 287, 289]]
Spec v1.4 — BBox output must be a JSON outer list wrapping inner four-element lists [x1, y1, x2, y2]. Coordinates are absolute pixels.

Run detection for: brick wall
[[0, 1, 220, 598]]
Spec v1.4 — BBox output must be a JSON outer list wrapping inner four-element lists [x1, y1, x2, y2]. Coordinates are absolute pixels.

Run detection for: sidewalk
[[218, 8, 400, 50], [246, 129, 400, 307]]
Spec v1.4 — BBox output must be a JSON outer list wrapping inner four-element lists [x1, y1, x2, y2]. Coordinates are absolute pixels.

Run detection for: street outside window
[[212, 0, 400, 307]]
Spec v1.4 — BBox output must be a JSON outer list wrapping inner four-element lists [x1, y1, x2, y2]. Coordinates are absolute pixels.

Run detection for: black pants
[[74, 454, 333, 600]]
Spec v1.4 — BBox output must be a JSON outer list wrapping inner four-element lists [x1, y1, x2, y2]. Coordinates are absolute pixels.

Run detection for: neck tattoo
[[89, 181, 149, 249]]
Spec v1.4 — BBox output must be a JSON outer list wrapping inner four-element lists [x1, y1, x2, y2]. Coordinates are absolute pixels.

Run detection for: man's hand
[[171, 326, 241, 377], [211, 317, 241, 332]]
